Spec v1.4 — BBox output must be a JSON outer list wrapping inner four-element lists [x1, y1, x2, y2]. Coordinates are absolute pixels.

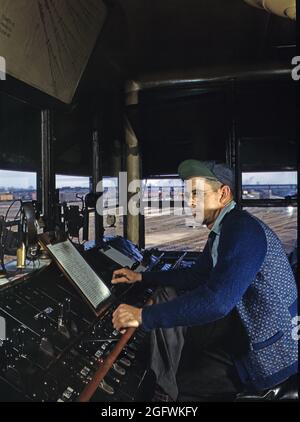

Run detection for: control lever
[[106, 372, 121, 385], [64, 298, 79, 335], [0, 339, 13, 369], [35, 312, 52, 335], [4, 364, 23, 388], [99, 379, 115, 395], [118, 357, 131, 367], [57, 302, 64, 328], [10, 327, 36, 356], [64, 297, 71, 314], [57, 302, 71, 339], [39, 337, 55, 357], [123, 348, 135, 360], [112, 362, 126, 376], [127, 342, 138, 352]]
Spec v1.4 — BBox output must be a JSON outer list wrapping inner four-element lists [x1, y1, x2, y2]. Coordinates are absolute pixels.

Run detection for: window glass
[[56, 175, 90, 202], [0, 170, 37, 263], [242, 172, 297, 200], [56, 176, 124, 241], [56, 175, 90, 242]]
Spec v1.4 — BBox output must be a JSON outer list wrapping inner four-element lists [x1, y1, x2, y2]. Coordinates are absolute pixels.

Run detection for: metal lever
[[123, 349, 135, 360], [99, 379, 115, 395], [112, 362, 126, 376], [39, 337, 55, 357], [118, 357, 131, 367], [58, 303, 64, 328], [57, 302, 71, 339]]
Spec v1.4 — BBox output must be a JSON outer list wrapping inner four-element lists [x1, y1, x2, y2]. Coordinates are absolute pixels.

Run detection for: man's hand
[[111, 268, 142, 284], [112, 304, 142, 332]]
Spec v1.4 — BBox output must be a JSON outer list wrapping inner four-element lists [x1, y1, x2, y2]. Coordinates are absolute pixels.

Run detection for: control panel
[[0, 237, 198, 402]]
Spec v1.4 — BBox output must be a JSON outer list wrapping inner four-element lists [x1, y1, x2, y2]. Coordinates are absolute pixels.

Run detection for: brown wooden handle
[[78, 326, 137, 402], [78, 297, 154, 402]]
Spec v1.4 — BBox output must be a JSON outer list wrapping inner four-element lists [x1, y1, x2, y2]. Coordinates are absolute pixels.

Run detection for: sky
[[242, 172, 297, 185], [0, 170, 297, 190], [0, 170, 37, 189], [0, 171, 91, 189]]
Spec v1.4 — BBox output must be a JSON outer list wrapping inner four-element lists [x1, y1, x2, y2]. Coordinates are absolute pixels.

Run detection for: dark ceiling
[[77, 0, 296, 101], [0, 1, 296, 178], [1, 0, 296, 108]]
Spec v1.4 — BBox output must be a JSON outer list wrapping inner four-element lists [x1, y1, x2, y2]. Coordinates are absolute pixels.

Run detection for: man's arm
[[141, 214, 267, 330], [112, 242, 211, 290], [141, 242, 211, 290]]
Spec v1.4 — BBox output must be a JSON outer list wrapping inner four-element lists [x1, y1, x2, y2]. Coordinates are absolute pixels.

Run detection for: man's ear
[[220, 185, 231, 203]]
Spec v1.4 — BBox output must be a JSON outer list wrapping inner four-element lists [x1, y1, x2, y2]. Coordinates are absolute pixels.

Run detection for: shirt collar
[[210, 200, 236, 235]]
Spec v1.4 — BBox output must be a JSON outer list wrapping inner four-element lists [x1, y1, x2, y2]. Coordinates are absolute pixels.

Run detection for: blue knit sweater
[[141, 208, 298, 390]]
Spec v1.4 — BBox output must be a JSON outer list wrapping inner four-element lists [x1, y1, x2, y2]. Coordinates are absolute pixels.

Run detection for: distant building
[[0, 193, 13, 201]]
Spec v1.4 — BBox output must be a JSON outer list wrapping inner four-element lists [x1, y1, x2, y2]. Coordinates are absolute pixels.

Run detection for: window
[[56, 175, 90, 203], [242, 171, 297, 255], [55, 175, 124, 241], [0, 170, 37, 263], [0, 169, 37, 221], [242, 172, 297, 200], [56, 175, 90, 242]]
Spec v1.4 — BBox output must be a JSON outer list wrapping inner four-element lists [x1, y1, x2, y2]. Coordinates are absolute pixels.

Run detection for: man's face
[[185, 177, 223, 226]]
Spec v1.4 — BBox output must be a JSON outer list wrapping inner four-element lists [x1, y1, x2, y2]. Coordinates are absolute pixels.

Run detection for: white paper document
[[48, 240, 111, 309], [100, 246, 136, 268]]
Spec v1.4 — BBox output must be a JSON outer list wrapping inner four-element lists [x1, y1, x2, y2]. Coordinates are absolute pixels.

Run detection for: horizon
[[0, 169, 297, 190]]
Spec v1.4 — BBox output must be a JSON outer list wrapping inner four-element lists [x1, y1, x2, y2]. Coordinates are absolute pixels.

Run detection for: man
[[111, 160, 298, 401]]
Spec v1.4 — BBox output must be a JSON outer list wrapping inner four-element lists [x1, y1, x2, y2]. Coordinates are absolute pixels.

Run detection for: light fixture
[[244, 0, 296, 20]]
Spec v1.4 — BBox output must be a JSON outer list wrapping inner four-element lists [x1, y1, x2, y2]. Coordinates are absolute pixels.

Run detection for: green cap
[[178, 159, 234, 190]]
